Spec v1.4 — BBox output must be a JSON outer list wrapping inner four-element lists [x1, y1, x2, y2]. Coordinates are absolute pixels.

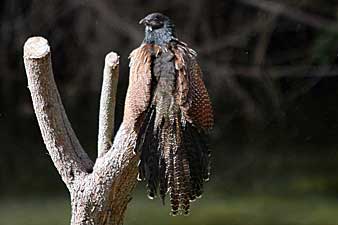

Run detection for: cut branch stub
[[24, 36, 93, 188], [98, 52, 120, 158]]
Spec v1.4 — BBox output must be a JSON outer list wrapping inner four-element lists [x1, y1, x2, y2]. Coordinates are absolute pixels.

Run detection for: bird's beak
[[139, 18, 153, 31], [139, 18, 146, 25]]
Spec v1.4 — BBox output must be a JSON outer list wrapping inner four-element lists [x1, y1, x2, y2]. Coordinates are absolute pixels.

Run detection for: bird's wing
[[123, 44, 153, 128], [172, 44, 214, 131]]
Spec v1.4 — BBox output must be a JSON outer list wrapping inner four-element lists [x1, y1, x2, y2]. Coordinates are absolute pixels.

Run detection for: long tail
[[136, 106, 210, 215]]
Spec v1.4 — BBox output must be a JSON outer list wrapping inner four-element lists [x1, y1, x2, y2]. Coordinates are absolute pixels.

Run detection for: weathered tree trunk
[[23, 36, 139, 225]]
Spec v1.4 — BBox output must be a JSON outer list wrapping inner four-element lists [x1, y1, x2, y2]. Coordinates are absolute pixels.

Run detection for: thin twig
[[205, 62, 338, 79], [197, 18, 269, 54], [239, 0, 338, 32], [252, 15, 282, 118], [84, 0, 143, 44]]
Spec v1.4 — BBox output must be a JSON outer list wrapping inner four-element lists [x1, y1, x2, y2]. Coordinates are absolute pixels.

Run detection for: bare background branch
[[238, 0, 338, 32], [2, 0, 338, 224]]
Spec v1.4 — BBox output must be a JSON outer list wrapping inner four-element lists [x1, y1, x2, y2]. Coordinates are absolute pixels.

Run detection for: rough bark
[[98, 52, 120, 157], [23, 36, 138, 225]]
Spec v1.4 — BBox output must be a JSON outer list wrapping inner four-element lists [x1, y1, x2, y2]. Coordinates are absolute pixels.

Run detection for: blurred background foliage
[[1, 0, 338, 224]]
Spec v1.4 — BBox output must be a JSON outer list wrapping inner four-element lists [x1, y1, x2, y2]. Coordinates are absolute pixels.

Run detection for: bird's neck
[[143, 26, 175, 45]]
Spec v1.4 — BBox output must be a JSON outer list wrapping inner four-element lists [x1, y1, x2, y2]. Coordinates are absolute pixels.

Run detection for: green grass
[[0, 194, 337, 225], [0, 197, 70, 225], [126, 194, 338, 225]]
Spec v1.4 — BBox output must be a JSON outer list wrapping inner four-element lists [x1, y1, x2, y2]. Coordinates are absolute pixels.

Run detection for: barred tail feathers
[[137, 108, 210, 215], [184, 123, 211, 199], [136, 106, 160, 199]]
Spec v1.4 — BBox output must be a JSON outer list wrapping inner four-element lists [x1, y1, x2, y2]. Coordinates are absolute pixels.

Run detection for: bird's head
[[139, 13, 172, 31], [139, 13, 175, 44]]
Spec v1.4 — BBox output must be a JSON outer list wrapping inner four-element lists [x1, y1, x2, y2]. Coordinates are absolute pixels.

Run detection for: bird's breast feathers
[[124, 42, 213, 132]]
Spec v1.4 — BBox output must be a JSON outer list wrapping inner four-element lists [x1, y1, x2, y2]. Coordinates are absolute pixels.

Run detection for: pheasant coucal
[[123, 12, 213, 215]]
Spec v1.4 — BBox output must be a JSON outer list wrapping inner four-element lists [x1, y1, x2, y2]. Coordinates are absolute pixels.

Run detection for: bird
[[123, 12, 213, 215]]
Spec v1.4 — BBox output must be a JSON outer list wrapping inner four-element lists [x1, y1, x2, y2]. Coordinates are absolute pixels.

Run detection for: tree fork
[[23, 36, 138, 225]]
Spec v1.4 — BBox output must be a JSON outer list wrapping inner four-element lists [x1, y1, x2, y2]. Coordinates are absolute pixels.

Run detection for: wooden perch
[[98, 52, 119, 157], [23, 36, 138, 225]]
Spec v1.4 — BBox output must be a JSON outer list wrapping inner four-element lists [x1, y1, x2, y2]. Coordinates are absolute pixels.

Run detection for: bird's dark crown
[[139, 13, 176, 45]]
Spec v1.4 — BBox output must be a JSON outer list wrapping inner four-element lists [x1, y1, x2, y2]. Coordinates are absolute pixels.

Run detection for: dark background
[[1, 0, 338, 224]]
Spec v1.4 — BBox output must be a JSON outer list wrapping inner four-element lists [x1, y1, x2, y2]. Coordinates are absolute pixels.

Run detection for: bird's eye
[[150, 17, 163, 28]]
